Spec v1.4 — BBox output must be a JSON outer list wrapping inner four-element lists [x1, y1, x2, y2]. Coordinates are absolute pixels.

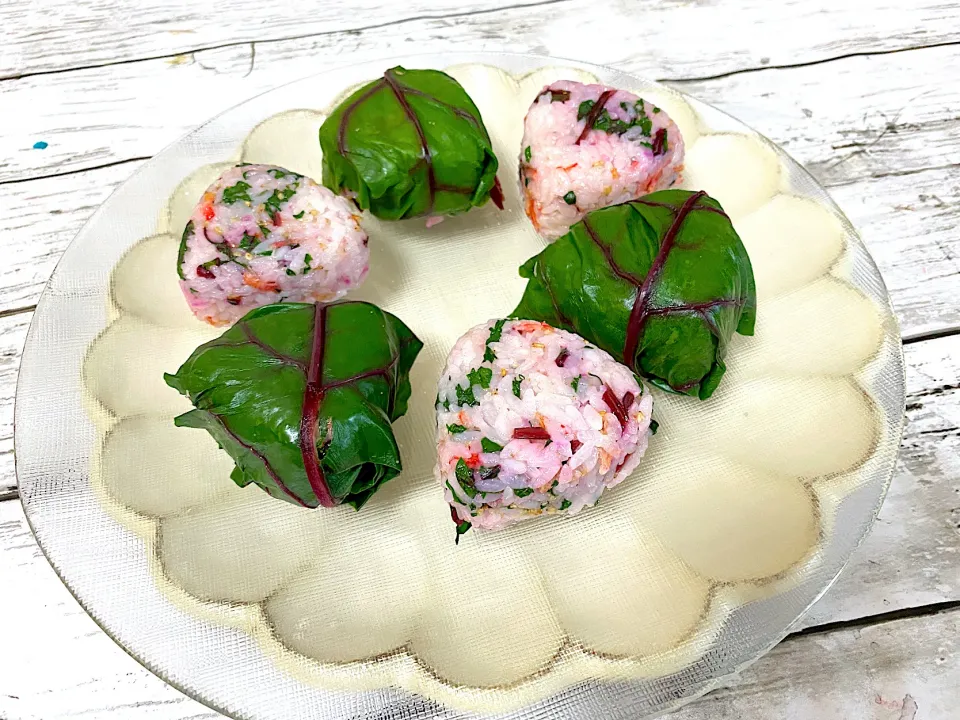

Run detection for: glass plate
[[16, 52, 905, 720]]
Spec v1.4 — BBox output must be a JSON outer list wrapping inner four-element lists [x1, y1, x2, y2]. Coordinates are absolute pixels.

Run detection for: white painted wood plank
[[6, 14, 960, 183], [3, 46, 960, 336], [0, 0, 547, 77], [0, 313, 30, 497], [828, 165, 960, 343], [670, 608, 960, 720], [1, 149, 954, 339], [1, 494, 957, 719], [5, 0, 960, 80], [674, 45, 960, 192], [0, 501, 219, 720], [0, 160, 144, 314], [2, 322, 957, 615], [798, 334, 960, 628]]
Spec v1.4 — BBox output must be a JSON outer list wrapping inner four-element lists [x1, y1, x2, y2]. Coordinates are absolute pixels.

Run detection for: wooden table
[[1, 2, 958, 718]]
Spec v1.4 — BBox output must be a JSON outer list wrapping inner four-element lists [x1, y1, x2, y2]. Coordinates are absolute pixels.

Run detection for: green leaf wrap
[[164, 302, 423, 509], [512, 190, 756, 400], [319, 66, 501, 220]]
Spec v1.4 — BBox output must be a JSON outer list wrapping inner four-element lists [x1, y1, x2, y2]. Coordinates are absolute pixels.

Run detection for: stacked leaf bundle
[[164, 68, 758, 535]]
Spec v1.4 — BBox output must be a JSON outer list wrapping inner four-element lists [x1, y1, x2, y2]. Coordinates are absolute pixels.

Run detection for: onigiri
[[519, 80, 685, 240], [178, 163, 369, 326], [436, 319, 655, 537]]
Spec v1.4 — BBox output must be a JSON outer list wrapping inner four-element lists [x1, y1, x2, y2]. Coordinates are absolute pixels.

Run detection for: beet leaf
[[512, 190, 756, 399], [164, 302, 422, 509]]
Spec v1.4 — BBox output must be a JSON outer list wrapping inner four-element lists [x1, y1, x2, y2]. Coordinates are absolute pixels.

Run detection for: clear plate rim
[[14, 49, 907, 720]]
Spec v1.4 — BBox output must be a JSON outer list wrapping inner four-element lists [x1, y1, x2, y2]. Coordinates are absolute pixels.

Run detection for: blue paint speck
[[33, 141, 48, 149]]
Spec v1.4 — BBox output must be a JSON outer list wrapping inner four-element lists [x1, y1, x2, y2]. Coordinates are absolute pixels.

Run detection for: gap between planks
[[903, 325, 960, 345], [0, 0, 571, 82], [792, 599, 960, 639], [676, 38, 960, 84], [0, 156, 150, 187], [6, 0, 960, 82], [9, 10, 960, 87]]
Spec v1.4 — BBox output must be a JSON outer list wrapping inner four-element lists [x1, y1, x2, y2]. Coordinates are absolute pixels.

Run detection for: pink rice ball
[[436, 319, 655, 533], [178, 163, 369, 326], [519, 80, 685, 240]]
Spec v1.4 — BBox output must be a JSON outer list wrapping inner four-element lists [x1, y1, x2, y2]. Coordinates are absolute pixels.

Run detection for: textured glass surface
[[16, 53, 904, 720]]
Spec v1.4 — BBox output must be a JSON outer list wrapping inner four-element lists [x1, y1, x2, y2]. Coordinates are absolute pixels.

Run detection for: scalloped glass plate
[[16, 52, 905, 720]]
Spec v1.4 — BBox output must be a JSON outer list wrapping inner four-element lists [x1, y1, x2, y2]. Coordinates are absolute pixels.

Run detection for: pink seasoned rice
[[520, 80, 685, 240], [178, 163, 369, 326], [436, 319, 654, 534]]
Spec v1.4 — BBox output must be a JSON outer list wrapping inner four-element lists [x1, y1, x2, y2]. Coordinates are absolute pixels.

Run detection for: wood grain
[[675, 43, 960, 187], [0, 161, 144, 314], [0, 313, 31, 498], [1, 492, 956, 719], [799, 334, 960, 628], [0, 501, 218, 720], [5, 0, 960, 79], [2, 1, 959, 717], [828, 165, 960, 342]]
